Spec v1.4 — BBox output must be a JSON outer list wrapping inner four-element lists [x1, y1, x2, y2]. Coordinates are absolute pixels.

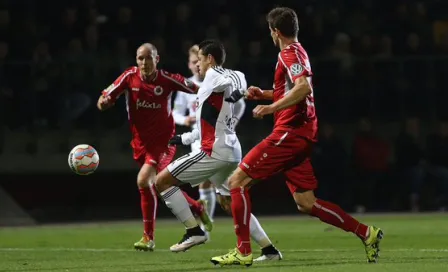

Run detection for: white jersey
[[181, 67, 246, 162], [173, 76, 202, 130]]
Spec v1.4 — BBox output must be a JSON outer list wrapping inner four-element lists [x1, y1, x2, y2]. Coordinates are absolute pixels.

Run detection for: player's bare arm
[[247, 86, 274, 100], [271, 76, 310, 110], [252, 77, 310, 119], [97, 95, 114, 111]]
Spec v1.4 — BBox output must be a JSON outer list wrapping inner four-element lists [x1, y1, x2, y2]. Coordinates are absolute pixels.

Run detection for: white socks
[[160, 186, 197, 228], [199, 187, 216, 219], [250, 213, 272, 248]]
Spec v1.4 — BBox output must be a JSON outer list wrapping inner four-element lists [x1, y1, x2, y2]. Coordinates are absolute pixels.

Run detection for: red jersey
[[102, 67, 197, 151], [273, 42, 318, 142]]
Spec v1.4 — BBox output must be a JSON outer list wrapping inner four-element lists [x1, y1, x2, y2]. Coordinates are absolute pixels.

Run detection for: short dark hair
[[198, 40, 226, 66], [266, 7, 299, 38]]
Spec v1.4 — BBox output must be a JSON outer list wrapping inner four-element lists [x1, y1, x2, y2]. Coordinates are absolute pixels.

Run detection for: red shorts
[[240, 130, 318, 193], [134, 144, 176, 173]]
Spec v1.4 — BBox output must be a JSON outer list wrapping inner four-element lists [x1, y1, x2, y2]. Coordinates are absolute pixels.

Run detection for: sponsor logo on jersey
[[290, 63, 304, 76], [154, 86, 164, 96], [136, 99, 162, 109], [132, 88, 139, 91]]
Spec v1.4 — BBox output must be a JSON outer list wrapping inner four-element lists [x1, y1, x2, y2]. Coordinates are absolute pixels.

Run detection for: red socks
[[230, 188, 252, 255], [139, 185, 158, 240], [311, 199, 368, 239], [182, 191, 204, 216]]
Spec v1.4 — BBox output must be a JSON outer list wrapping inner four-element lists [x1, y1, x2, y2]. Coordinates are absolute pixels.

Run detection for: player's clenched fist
[[97, 95, 114, 111], [246, 86, 264, 100], [253, 104, 275, 119]]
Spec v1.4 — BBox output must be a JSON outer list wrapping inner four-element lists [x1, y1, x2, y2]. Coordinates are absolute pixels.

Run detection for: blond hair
[[188, 44, 199, 55]]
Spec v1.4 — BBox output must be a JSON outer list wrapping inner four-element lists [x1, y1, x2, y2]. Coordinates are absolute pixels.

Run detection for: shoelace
[[222, 249, 237, 259]]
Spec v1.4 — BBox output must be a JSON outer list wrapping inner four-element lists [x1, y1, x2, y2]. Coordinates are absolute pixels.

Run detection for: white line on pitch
[[0, 248, 447, 253]]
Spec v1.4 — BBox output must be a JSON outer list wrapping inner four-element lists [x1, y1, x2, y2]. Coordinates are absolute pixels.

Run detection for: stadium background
[[1, 0, 448, 225]]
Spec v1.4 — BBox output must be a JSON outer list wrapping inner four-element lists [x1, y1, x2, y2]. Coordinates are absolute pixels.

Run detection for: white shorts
[[167, 150, 237, 196]]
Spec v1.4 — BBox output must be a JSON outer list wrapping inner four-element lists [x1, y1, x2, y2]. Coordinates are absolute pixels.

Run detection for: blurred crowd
[[314, 117, 448, 212], [1, 0, 448, 211], [1, 0, 448, 128]]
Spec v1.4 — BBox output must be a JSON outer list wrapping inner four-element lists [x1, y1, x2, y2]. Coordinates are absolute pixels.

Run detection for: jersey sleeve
[[236, 71, 248, 91], [279, 50, 310, 83], [233, 99, 246, 122], [160, 70, 199, 93], [204, 72, 232, 93], [181, 129, 200, 145], [102, 68, 134, 102], [232, 71, 247, 122], [172, 92, 188, 125]]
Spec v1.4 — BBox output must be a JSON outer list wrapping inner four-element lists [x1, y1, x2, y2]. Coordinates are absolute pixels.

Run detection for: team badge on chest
[[154, 86, 164, 96]]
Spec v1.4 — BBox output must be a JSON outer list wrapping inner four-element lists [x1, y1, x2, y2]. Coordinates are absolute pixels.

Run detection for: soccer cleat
[[210, 248, 253, 267], [133, 235, 155, 252], [254, 247, 283, 262], [363, 226, 383, 263], [170, 229, 208, 252], [254, 245, 282, 262], [253, 253, 283, 262], [197, 199, 213, 232]]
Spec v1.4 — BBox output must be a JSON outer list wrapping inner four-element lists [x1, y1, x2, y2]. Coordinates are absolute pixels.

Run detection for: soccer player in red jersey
[[211, 7, 383, 266], [97, 43, 212, 251]]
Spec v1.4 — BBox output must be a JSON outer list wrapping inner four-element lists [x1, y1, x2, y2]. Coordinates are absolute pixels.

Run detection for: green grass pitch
[[1, 214, 447, 272]]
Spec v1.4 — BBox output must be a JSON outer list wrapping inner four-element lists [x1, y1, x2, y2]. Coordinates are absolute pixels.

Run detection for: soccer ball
[[68, 144, 100, 175]]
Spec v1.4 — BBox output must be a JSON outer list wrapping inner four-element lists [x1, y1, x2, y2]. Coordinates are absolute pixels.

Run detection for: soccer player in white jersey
[[173, 45, 217, 239], [173, 45, 247, 240], [154, 40, 282, 260]]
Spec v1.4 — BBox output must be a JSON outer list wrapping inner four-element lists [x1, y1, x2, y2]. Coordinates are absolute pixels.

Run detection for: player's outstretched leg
[[134, 164, 157, 251], [155, 169, 208, 252], [292, 187, 383, 263], [198, 181, 216, 239], [216, 194, 282, 262]]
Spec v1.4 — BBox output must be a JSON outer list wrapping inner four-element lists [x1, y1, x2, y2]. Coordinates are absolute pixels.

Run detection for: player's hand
[[184, 116, 196, 127], [253, 104, 275, 119], [168, 135, 183, 145], [97, 95, 114, 111], [246, 86, 264, 100], [225, 89, 245, 103]]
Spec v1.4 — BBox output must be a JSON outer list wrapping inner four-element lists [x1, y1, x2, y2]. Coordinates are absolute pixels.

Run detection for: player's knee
[[293, 191, 316, 214], [137, 165, 156, 188], [137, 172, 152, 188], [296, 203, 313, 213], [154, 169, 177, 193], [228, 168, 251, 190]]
